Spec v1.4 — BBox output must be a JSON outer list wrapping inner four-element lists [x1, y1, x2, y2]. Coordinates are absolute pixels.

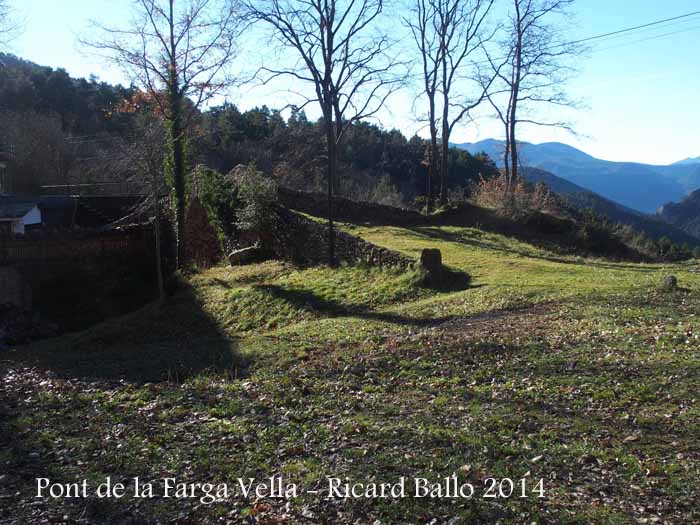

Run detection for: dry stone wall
[[269, 207, 414, 268]]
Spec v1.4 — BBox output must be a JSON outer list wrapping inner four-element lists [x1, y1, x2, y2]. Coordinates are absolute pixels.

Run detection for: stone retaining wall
[[270, 207, 414, 268]]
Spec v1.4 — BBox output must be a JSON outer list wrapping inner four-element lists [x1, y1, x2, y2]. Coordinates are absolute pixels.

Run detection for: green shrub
[[193, 165, 239, 245], [233, 164, 278, 233]]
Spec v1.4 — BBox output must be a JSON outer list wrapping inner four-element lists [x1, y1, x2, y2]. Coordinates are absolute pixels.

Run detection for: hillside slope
[[4, 221, 700, 524], [458, 139, 700, 213], [658, 189, 700, 238], [674, 156, 700, 166], [522, 168, 700, 245]]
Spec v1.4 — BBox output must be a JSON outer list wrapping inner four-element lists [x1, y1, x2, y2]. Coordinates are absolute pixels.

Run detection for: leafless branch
[[82, 0, 241, 121], [484, 0, 582, 181], [0, 0, 22, 49], [246, 0, 405, 263], [406, 0, 497, 207]]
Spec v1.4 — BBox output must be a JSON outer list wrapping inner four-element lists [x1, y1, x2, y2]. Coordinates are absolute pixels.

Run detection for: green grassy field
[[2, 222, 700, 524]]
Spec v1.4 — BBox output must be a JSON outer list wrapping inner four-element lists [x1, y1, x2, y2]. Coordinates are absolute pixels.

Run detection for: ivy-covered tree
[[84, 0, 241, 268]]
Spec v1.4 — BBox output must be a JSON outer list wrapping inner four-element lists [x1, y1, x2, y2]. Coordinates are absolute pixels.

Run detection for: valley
[[459, 139, 700, 214]]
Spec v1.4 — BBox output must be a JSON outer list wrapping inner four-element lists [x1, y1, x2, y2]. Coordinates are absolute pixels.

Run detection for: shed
[[0, 200, 42, 234]]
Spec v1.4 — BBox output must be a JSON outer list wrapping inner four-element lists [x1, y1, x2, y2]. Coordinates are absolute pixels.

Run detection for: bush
[[473, 173, 558, 217], [231, 164, 279, 234], [193, 165, 239, 247], [365, 175, 406, 208]]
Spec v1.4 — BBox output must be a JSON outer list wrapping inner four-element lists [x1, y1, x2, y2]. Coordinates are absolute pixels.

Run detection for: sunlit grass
[[3, 221, 700, 524]]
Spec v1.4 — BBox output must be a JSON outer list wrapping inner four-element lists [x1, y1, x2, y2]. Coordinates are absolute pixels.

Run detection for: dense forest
[[0, 53, 497, 205]]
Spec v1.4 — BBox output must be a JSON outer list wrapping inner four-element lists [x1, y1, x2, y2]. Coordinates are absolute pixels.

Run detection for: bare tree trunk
[[440, 92, 449, 206], [439, 31, 449, 207], [510, 0, 522, 184], [325, 104, 336, 266], [333, 109, 343, 195], [504, 7, 523, 215], [170, 111, 186, 268], [509, 90, 519, 183], [151, 172, 164, 300], [427, 100, 437, 213]]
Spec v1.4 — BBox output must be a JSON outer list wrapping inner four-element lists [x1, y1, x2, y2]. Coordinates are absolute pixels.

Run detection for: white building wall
[[22, 205, 42, 227], [6, 206, 42, 234]]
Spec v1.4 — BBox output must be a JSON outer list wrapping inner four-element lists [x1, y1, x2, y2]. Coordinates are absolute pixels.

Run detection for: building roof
[[0, 199, 38, 219], [0, 195, 147, 227]]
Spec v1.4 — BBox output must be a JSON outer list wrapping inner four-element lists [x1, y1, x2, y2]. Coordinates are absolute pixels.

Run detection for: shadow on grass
[[4, 280, 246, 383], [408, 226, 659, 272], [254, 269, 474, 328], [430, 204, 652, 263]]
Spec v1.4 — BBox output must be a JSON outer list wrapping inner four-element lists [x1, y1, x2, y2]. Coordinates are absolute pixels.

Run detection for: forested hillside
[[0, 54, 136, 135], [2, 52, 695, 261], [658, 190, 700, 238], [0, 53, 497, 203], [523, 168, 700, 246]]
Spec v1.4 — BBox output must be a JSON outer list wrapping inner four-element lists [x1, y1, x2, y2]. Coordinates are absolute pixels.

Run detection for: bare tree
[[84, 0, 240, 267], [406, 0, 496, 209], [486, 0, 579, 183], [247, 0, 403, 264], [404, 0, 439, 213], [0, 110, 79, 194], [436, 0, 495, 206], [0, 0, 19, 48], [131, 115, 168, 300]]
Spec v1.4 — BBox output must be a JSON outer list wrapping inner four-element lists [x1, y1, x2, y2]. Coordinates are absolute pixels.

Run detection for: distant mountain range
[[458, 139, 700, 214], [522, 167, 699, 246], [674, 157, 700, 166]]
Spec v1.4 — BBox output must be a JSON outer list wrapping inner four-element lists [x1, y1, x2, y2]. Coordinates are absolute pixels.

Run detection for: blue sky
[[6, 0, 700, 165]]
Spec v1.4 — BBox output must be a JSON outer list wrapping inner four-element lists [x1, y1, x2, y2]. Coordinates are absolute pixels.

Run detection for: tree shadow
[[2, 280, 246, 383], [428, 204, 651, 263], [407, 226, 659, 272], [0, 375, 74, 524], [210, 277, 233, 289], [254, 275, 476, 329]]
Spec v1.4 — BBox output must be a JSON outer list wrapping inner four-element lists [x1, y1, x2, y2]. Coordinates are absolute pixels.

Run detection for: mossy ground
[[2, 222, 699, 524]]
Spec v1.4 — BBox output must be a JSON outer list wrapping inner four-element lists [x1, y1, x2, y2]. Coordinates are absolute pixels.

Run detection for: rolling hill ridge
[[458, 139, 700, 214], [658, 189, 700, 239], [522, 167, 700, 246]]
